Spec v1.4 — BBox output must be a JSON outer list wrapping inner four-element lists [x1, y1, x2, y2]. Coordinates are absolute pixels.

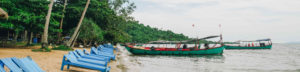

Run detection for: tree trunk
[[83, 40, 87, 47], [27, 32, 33, 45], [66, 0, 90, 47], [71, 30, 80, 48], [42, 0, 54, 48], [23, 30, 27, 42], [7, 30, 9, 40], [58, 0, 68, 42], [88, 41, 91, 47], [13, 33, 18, 42]]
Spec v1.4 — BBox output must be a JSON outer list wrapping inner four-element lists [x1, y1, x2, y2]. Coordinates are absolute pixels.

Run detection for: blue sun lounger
[[0, 58, 23, 72], [90, 47, 116, 60], [103, 44, 115, 48], [97, 46, 114, 55], [0, 61, 6, 72], [69, 51, 108, 66], [11, 57, 44, 72], [71, 51, 109, 62], [89, 47, 115, 59], [61, 54, 110, 72], [99, 45, 114, 51], [97, 46, 114, 53], [92, 47, 115, 57], [76, 49, 113, 61]]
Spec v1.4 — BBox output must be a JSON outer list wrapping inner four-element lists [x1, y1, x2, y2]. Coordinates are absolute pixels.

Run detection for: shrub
[[52, 45, 73, 51]]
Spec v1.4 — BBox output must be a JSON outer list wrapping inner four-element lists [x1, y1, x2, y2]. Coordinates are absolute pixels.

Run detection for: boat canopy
[[236, 38, 271, 42], [256, 38, 271, 41], [148, 35, 220, 44], [148, 40, 183, 44], [186, 35, 220, 42]]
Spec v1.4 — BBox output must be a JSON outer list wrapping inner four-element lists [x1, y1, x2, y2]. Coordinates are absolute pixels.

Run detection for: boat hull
[[125, 46, 225, 55], [225, 45, 272, 49]]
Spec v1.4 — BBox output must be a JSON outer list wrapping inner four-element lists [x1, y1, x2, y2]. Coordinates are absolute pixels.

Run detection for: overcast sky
[[131, 0, 300, 43]]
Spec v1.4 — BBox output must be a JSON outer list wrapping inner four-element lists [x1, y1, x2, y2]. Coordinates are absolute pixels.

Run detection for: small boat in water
[[225, 38, 272, 49], [125, 35, 225, 55]]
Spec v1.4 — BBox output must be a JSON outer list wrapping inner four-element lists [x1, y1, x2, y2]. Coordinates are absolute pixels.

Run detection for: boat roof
[[256, 38, 271, 41], [236, 38, 271, 42], [148, 35, 220, 43]]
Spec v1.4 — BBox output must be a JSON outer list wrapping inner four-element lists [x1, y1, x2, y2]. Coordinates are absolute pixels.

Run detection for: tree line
[[0, 0, 189, 48]]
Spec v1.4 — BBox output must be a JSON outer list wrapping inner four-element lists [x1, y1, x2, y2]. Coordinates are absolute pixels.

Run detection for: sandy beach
[[0, 47, 122, 72]]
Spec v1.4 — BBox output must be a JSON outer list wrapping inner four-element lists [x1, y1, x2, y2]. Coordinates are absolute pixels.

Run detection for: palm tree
[[66, 0, 90, 47], [41, 0, 54, 48], [58, 0, 68, 41]]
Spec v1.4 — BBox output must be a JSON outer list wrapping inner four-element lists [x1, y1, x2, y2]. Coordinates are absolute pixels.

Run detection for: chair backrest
[[70, 51, 81, 59], [75, 49, 86, 56], [83, 49, 89, 54], [64, 54, 78, 63], [23, 56, 44, 72], [11, 57, 34, 72], [0, 61, 5, 72], [69, 51, 81, 58], [91, 47, 99, 55], [0, 58, 23, 72], [104, 44, 114, 48]]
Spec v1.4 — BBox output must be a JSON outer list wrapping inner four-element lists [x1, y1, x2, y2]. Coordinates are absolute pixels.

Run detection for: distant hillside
[[125, 21, 189, 43]]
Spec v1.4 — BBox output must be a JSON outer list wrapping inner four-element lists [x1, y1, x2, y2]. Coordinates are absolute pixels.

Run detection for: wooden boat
[[125, 45, 224, 55], [225, 38, 272, 49], [125, 35, 225, 55]]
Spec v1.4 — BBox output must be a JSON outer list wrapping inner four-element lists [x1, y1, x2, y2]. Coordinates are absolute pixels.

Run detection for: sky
[[130, 0, 300, 43]]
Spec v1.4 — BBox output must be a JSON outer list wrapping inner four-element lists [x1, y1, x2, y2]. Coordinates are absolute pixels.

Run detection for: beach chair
[[68, 51, 108, 66], [11, 57, 44, 72], [0, 58, 23, 72], [103, 44, 114, 48], [61, 54, 110, 72], [84, 48, 115, 60], [97, 46, 114, 55], [76, 49, 113, 60], [98, 46, 114, 53], [99, 45, 114, 51], [90, 47, 116, 60], [0, 61, 5, 72], [71, 51, 109, 62]]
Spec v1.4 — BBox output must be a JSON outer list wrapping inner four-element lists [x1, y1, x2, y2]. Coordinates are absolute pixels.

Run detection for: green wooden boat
[[125, 35, 225, 55], [125, 45, 225, 55], [225, 38, 272, 49], [225, 45, 272, 49]]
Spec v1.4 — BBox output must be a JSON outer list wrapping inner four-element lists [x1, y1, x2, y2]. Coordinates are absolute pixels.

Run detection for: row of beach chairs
[[61, 44, 116, 72], [0, 44, 116, 72], [0, 56, 44, 72]]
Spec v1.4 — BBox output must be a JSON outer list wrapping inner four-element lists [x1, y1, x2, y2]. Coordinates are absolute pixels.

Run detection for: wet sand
[[0, 47, 122, 72]]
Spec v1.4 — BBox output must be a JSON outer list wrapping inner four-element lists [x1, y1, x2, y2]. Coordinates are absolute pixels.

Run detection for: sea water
[[117, 44, 300, 72]]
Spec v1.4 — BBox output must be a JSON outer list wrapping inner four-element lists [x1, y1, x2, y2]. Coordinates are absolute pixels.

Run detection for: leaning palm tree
[[66, 0, 90, 47], [41, 0, 54, 48], [0, 8, 8, 19]]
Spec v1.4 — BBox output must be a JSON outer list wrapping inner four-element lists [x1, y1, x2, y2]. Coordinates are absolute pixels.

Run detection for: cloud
[[132, 0, 300, 43]]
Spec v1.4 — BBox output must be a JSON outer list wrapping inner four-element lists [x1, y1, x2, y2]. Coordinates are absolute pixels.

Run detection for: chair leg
[[61, 56, 66, 71], [67, 64, 70, 69]]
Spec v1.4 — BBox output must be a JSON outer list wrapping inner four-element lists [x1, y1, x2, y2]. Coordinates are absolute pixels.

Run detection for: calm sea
[[117, 44, 300, 72]]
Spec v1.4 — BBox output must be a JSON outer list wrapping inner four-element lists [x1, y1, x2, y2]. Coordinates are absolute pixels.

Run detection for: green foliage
[[125, 21, 189, 43], [77, 19, 104, 43], [26, 43, 42, 46], [0, 0, 61, 43], [32, 47, 51, 52], [1, 0, 191, 45], [52, 45, 73, 51]]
